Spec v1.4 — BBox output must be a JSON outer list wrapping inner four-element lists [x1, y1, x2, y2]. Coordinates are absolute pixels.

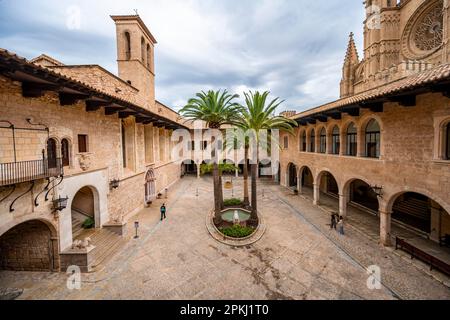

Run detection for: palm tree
[[236, 91, 297, 221], [180, 90, 241, 224]]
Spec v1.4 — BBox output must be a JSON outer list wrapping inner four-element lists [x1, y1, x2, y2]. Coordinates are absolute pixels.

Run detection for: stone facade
[[0, 15, 183, 271], [282, 0, 450, 246], [341, 0, 450, 97]]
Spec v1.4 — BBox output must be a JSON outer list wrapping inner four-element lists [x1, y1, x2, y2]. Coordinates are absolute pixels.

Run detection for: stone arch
[[124, 31, 131, 60], [145, 169, 157, 204], [386, 187, 450, 216], [71, 185, 100, 238], [318, 126, 327, 153], [316, 169, 341, 194], [298, 165, 314, 193], [298, 128, 307, 152], [61, 136, 72, 167], [438, 117, 450, 160], [358, 114, 383, 157], [386, 189, 450, 238], [286, 162, 298, 188], [181, 159, 198, 176], [343, 176, 381, 213], [0, 219, 59, 271]]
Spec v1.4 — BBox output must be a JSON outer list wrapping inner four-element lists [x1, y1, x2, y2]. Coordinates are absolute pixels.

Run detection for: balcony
[[0, 158, 63, 187]]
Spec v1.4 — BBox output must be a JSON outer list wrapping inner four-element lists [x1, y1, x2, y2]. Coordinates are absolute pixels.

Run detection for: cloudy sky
[[0, 0, 365, 112]]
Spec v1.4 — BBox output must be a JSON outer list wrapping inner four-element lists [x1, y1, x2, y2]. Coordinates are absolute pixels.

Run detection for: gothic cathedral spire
[[340, 32, 360, 98]]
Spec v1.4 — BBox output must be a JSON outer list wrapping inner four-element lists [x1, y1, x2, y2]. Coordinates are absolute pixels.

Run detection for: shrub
[[82, 217, 95, 229], [223, 198, 243, 207], [219, 225, 255, 238]]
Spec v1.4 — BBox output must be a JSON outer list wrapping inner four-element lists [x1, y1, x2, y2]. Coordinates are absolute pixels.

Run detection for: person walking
[[160, 203, 167, 221], [337, 216, 345, 235], [330, 213, 337, 230]]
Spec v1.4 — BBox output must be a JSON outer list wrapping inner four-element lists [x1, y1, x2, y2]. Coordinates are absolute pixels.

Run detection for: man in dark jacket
[[160, 204, 167, 221]]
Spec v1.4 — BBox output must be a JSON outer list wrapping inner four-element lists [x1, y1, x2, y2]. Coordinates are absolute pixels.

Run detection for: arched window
[[445, 122, 450, 160], [141, 37, 146, 64], [319, 128, 326, 153], [61, 139, 70, 167], [332, 126, 340, 155], [346, 123, 357, 156], [124, 32, 131, 60], [283, 136, 289, 149], [302, 131, 307, 152], [146, 44, 151, 69], [365, 119, 381, 158], [47, 138, 57, 169], [310, 129, 315, 153]]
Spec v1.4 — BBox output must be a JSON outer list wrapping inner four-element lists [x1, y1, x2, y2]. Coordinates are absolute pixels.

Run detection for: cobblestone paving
[[0, 177, 448, 300]]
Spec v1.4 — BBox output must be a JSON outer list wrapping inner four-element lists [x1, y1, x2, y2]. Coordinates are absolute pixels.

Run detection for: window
[[200, 141, 208, 150], [332, 126, 340, 155], [319, 128, 326, 153], [284, 136, 289, 149], [78, 135, 88, 153], [446, 122, 450, 160], [141, 37, 146, 64], [159, 129, 166, 162], [47, 138, 57, 169], [346, 123, 357, 156], [301, 131, 306, 152], [124, 32, 131, 60], [146, 44, 151, 69], [365, 119, 381, 158], [310, 129, 315, 153], [61, 139, 70, 167]]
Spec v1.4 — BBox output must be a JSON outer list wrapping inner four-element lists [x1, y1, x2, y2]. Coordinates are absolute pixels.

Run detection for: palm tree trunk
[[218, 170, 224, 210], [250, 162, 258, 221], [243, 146, 250, 207], [213, 162, 222, 224]]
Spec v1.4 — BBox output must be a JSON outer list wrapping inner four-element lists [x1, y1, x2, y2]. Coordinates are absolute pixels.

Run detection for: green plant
[[82, 217, 95, 229], [220, 225, 255, 238], [223, 198, 243, 207]]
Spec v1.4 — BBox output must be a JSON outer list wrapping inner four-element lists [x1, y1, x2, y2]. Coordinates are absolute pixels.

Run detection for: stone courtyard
[[0, 176, 449, 300]]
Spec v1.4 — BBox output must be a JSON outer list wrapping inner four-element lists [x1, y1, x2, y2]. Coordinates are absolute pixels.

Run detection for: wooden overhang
[[292, 63, 450, 125], [0, 49, 186, 130]]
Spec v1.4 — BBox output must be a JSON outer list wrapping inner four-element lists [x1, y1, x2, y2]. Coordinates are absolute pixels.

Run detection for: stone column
[[313, 183, 320, 205], [235, 169, 239, 178], [379, 210, 392, 247], [339, 193, 348, 218], [297, 173, 302, 195], [197, 163, 201, 179]]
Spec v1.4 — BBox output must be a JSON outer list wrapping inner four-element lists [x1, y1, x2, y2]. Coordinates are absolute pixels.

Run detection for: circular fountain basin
[[221, 209, 251, 223]]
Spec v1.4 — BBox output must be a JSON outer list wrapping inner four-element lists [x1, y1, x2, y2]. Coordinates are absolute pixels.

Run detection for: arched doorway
[[300, 166, 314, 189], [182, 160, 197, 176], [145, 170, 156, 204], [259, 159, 272, 178], [318, 171, 339, 197], [47, 138, 57, 169], [0, 220, 58, 271], [349, 179, 379, 213], [287, 163, 298, 188], [71, 186, 97, 238], [61, 138, 70, 167]]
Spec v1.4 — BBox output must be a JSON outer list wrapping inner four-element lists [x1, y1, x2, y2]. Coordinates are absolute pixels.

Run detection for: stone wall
[[280, 91, 450, 244], [0, 220, 56, 271]]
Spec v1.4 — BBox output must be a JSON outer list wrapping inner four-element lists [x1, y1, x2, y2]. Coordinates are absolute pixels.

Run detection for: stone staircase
[[74, 228, 125, 273]]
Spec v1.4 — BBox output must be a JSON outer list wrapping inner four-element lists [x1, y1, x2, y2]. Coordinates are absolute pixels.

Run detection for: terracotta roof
[[0, 48, 186, 129], [292, 63, 450, 120]]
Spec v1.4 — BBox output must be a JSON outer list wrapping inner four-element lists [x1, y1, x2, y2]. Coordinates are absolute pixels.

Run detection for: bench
[[396, 237, 450, 276]]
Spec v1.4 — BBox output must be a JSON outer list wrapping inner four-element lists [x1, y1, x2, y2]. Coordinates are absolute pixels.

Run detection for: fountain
[[233, 210, 240, 225]]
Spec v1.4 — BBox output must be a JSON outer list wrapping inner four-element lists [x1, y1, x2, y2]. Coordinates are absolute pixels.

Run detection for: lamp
[[371, 185, 384, 198], [110, 179, 120, 190], [53, 196, 68, 212]]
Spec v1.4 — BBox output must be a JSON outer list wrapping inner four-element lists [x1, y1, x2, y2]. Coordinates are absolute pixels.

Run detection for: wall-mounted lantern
[[371, 185, 384, 198], [53, 196, 69, 212], [110, 179, 120, 190]]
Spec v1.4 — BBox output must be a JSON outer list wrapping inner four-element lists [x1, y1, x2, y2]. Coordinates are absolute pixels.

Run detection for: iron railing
[[0, 158, 63, 187]]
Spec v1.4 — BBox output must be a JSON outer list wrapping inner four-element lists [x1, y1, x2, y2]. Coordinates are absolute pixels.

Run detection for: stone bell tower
[[111, 15, 156, 111], [340, 32, 360, 98]]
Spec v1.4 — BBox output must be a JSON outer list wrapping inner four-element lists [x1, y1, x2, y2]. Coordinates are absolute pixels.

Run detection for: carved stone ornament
[[402, 0, 444, 60]]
